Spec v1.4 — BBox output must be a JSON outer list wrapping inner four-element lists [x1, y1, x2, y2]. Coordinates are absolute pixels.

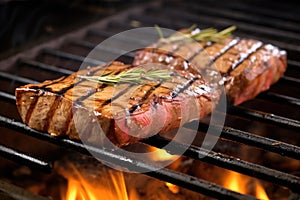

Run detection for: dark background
[[0, 0, 142, 59]]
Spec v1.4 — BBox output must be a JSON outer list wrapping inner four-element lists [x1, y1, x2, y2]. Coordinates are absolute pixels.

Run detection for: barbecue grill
[[0, 0, 299, 199]]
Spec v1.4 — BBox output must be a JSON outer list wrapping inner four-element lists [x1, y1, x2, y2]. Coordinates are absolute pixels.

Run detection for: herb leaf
[[79, 68, 172, 85], [159, 25, 237, 43]]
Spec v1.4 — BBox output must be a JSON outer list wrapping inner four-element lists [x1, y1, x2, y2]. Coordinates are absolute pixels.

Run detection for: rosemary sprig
[[79, 68, 172, 85], [159, 25, 237, 43], [154, 24, 164, 39]]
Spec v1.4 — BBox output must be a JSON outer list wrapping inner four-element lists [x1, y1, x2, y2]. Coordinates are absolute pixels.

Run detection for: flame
[[148, 146, 179, 162], [165, 182, 179, 194], [223, 171, 269, 200], [148, 146, 181, 194], [224, 171, 246, 194], [62, 164, 131, 200], [255, 181, 269, 200]]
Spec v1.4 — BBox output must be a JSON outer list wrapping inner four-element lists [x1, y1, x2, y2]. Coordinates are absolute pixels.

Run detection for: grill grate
[[0, 0, 299, 199]]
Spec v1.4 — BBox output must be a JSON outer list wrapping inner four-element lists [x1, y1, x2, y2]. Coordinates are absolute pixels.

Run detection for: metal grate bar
[[163, 2, 300, 33], [229, 106, 300, 129], [0, 144, 52, 173], [18, 58, 74, 75], [281, 76, 300, 84], [130, 11, 300, 43], [109, 19, 300, 58], [0, 2, 298, 199], [127, 9, 300, 53], [143, 135, 300, 192], [196, 123, 300, 160], [183, 0, 300, 23], [2, 85, 299, 161], [0, 91, 16, 102], [42, 49, 105, 66], [288, 60, 300, 68], [242, 0, 299, 13], [87, 29, 152, 46], [0, 115, 257, 200], [1, 114, 300, 192], [69, 40, 136, 58], [69, 39, 97, 49], [259, 92, 300, 106], [0, 179, 50, 200], [175, 4, 300, 40], [0, 71, 38, 84]]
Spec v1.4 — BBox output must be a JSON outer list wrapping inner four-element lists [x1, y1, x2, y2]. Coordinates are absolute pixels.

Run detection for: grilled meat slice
[[15, 61, 219, 147], [133, 36, 287, 105]]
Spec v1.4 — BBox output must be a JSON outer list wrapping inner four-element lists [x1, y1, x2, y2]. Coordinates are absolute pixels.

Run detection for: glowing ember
[[223, 171, 269, 200], [62, 164, 130, 200]]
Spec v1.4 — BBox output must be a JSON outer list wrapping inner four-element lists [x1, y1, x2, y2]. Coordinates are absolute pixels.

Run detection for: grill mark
[[75, 65, 134, 105], [166, 40, 190, 55], [63, 105, 73, 136], [57, 81, 82, 95], [152, 40, 187, 57], [55, 65, 108, 95], [154, 41, 212, 67], [44, 96, 62, 131], [224, 42, 264, 76], [171, 77, 198, 98], [171, 71, 190, 80], [24, 91, 43, 124], [206, 38, 241, 67], [40, 76, 67, 88], [101, 84, 133, 106], [152, 73, 190, 91], [24, 65, 107, 125], [187, 42, 213, 62], [128, 82, 162, 113], [75, 85, 105, 104], [28, 76, 67, 90]]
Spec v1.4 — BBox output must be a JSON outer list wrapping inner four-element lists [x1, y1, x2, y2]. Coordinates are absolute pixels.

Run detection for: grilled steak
[[133, 34, 287, 105], [15, 61, 219, 147]]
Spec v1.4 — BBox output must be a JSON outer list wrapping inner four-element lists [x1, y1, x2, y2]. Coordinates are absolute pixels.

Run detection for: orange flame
[[255, 182, 269, 200], [165, 182, 180, 194], [62, 147, 180, 200], [148, 146, 181, 194], [62, 164, 130, 200], [148, 146, 179, 162], [223, 171, 269, 200]]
